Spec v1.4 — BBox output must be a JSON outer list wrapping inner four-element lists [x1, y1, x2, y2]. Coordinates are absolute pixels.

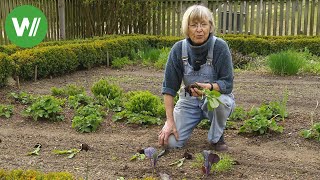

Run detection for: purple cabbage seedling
[[143, 147, 167, 173], [202, 150, 220, 176]]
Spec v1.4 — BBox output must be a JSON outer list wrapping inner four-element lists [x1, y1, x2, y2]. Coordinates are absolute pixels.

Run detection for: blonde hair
[[181, 5, 215, 37]]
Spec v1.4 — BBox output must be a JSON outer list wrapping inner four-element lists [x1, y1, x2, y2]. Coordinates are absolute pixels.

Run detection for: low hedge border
[[0, 34, 318, 87]]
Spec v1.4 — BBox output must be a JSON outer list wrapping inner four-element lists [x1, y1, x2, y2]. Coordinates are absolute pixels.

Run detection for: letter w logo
[[11, 17, 41, 37]]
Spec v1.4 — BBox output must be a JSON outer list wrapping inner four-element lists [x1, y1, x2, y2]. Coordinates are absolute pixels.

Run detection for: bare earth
[[0, 66, 319, 180]]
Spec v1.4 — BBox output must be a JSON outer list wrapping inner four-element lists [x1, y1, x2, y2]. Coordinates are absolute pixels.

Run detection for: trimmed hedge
[[0, 169, 76, 179], [0, 52, 13, 87], [0, 34, 319, 87]]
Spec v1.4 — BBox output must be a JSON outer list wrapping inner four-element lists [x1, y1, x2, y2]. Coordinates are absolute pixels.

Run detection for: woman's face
[[187, 18, 210, 45]]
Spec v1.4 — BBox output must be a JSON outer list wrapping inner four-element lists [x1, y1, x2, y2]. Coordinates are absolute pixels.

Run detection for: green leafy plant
[[192, 153, 234, 174], [228, 106, 247, 121], [300, 101, 319, 141], [154, 47, 170, 70], [0, 104, 14, 118], [91, 79, 123, 108], [268, 50, 306, 75], [111, 56, 133, 69], [68, 93, 93, 109], [300, 123, 320, 141], [9, 91, 35, 105], [72, 104, 105, 133], [239, 115, 284, 134], [113, 91, 163, 125], [23, 95, 65, 121], [51, 84, 85, 97]]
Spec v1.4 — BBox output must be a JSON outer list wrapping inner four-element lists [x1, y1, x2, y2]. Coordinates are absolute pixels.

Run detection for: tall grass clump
[[268, 50, 306, 75]]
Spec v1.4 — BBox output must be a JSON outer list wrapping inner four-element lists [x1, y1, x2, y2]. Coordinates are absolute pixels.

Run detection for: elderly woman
[[158, 5, 235, 151]]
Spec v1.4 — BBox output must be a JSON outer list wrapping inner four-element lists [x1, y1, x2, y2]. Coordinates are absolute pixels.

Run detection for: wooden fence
[[0, 0, 319, 45]]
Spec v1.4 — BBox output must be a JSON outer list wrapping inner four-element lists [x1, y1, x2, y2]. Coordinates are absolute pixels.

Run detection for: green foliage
[[139, 48, 161, 65], [23, 96, 65, 121], [111, 56, 133, 69], [124, 91, 161, 116], [9, 91, 35, 104], [113, 110, 162, 125], [300, 122, 320, 141], [203, 89, 222, 111], [228, 106, 247, 121], [69, 43, 101, 69], [192, 153, 234, 173], [268, 50, 306, 75], [91, 79, 123, 100], [197, 119, 211, 129], [72, 104, 105, 133], [68, 94, 93, 109], [154, 47, 170, 70], [112, 91, 163, 125], [51, 84, 85, 97], [239, 91, 288, 135], [0, 52, 13, 87], [11, 46, 79, 80], [239, 116, 284, 134], [0, 104, 14, 118], [0, 169, 76, 179]]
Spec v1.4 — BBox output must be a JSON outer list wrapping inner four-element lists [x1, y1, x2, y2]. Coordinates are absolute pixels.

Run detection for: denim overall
[[168, 36, 235, 148]]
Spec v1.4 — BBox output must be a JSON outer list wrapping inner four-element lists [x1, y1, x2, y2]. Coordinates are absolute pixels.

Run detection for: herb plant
[[23, 95, 65, 121], [0, 104, 14, 118], [72, 104, 105, 133], [113, 91, 163, 125], [68, 94, 93, 109], [9, 91, 35, 105], [300, 122, 320, 141], [51, 84, 85, 97]]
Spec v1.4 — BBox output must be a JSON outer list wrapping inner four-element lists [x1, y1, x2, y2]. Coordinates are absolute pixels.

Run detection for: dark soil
[[0, 66, 319, 179]]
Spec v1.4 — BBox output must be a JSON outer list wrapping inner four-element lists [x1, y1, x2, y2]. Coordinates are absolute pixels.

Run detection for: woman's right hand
[[158, 120, 179, 146]]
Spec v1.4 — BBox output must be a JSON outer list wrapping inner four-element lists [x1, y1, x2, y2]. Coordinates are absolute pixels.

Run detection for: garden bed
[[0, 66, 319, 179]]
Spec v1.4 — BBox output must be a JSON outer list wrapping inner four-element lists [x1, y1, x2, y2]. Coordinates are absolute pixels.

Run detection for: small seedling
[[202, 150, 220, 176], [143, 147, 167, 173], [169, 157, 185, 167], [53, 148, 80, 159], [27, 143, 42, 156], [130, 153, 146, 161]]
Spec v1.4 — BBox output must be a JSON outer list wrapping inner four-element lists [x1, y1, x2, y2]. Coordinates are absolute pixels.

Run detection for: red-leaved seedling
[[202, 150, 220, 176], [143, 147, 167, 173], [144, 147, 158, 172]]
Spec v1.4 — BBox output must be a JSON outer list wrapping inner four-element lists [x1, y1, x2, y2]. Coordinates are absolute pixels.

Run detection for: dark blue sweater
[[162, 36, 234, 97]]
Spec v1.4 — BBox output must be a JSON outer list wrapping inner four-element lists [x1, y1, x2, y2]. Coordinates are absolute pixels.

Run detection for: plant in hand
[[0, 104, 14, 118], [184, 83, 223, 111]]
